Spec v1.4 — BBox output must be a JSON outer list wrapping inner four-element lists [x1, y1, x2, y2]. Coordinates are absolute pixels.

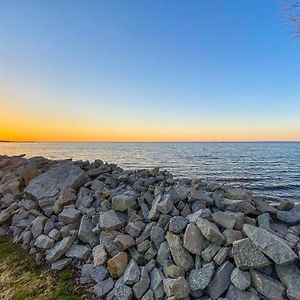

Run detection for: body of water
[[0, 142, 299, 202]]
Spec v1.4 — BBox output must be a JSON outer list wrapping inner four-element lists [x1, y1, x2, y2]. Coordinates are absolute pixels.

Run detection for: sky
[[0, 0, 300, 142]]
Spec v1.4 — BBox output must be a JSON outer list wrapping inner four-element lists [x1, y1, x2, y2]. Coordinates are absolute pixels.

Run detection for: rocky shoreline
[[0, 154, 299, 300]]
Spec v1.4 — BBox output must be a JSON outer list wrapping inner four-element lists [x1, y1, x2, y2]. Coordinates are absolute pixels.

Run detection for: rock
[[65, 244, 91, 260], [133, 267, 150, 299], [212, 211, 244, 230], [223, 199, 256, 215], [276, 263, 300, 300], [142, 290, 154, 300], [150, 225, 165, 249], [165, 264, 185, 278], [51, 258, 71, 271], [277, 203, 300, 224], [93, 244, 107, 266], [111, 191, 137, 211], [107, 251, 128, 278], [0, 203, 19, 225], [250, 269, 285, 300], [226, 284, 260, 300], [46, 236, 74, 262], [163, 277, 190, 298], [150, 268, 164, 299], [54, 187, 77, 212], [186, 208, 212, 223], [183, 223, 204, 255], [207, 261, 234, 300], [80, 264, 94, 284], [31, 216, 47, 238], [48, 228, 60, 240], [58, 207, 81, 224], [100, 230, 119, 257], [223, 229, 243, 246], [0, 193, 14, 208], [125, 221, 145, 238], [124, 259, 140, 285], [243, 224, 297, 264], [202, 243, 221, 262], [114, 234, 135, 251], [225, 187, 252, 201], [99, 210, 124, 230], [157, 194, 173, 214], [196, 217, 225, 246], [157, 241, 171, 267], [188, 262, 215, 292], [214, 247, 230, 265], [94, 277, 114, 297], [90, 265, 108, 283], [232, 238, 270, 269], [78, 215, 98, 246], [169, 216, 188, 233], [165, 232, 194, 271], [24, 162, 88, 215], [34, 234, 54, 249], [113, 284, 133, 300], [230, 268, 251, 290], [76, 187, 94, 208]]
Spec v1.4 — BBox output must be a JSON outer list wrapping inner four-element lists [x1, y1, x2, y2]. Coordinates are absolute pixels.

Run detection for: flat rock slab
[[243, 224, 297, 264], [25, 162, 88, 215]]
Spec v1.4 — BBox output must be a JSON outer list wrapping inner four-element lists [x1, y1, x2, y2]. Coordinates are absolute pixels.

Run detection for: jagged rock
[[169, 216, 188, 233], [124, 259, 140, 285], [31, 215, 47, 238], [202, 243, 221, 262], [114, 234, 135, 251], [223, 199, 256, 215], [250, 269, 285, 300], [93, 244, 107, 266], [111, 191, 137, 211], [207, 261, 234, 300], [243, 224, 297, 264], [113, 284, 132, 300], [163, 277, 190, 298], [99, 210, 124, 230], [232, 238, 270, 269], [80, 264, 94, 284], [150, 225, 165, 249], [133, 267, 150, 298], [223, 229, 243, 246], [59, 207, 81, 224], [125, 221, 145, 237], [196, 217, 225, 246], [157, 241, 171, 267], [276, 263, 300, 300], [51, 258, 71, 271], [107, 251, 128, 278], [0, 202, 19, 225], [226, 284, 260, 300], [24, 162, 88, 215], [188, 262, 215, 292], [34, 234, 54, 249], [78, 215, 98, 246], [90, 265, 108, 283], [183, 223, 204, 255], [46, 236, 74, 262], [165, 264, 185, 278], [165, 232, 194, 271], [150, 268, 164, 299], [186, 208, 212, 223], [94, 277, 114, 297], [65, 244, 91, 260], [277, 203, 300, 224], [48, 228, 60, 240], [142, 290, 154, 300], [157, 194, 173, 214], [214, 247, 230, 265], [230, 268, 251, 290]]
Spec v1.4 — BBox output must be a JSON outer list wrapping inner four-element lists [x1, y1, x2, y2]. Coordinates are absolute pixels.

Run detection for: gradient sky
[[0, 0, 300, 142]]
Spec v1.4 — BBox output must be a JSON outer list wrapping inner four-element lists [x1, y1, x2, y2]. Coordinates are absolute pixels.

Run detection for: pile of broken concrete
[[0, 154, 300, 300]]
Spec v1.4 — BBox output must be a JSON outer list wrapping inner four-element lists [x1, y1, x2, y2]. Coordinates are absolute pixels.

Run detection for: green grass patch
[[0, 237, 81, 300]]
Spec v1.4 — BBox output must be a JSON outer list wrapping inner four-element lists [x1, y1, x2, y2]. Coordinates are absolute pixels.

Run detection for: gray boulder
[[188, 262, 215, 292], [34, 234, 54, 249], [183, 223, 204, 255], [46, 236, 74, 262], [111, 191, 137, 212], [230, 268, 251, 290], [59, 207, 81, 224], [163, 277, 190, 298], [65, 244, 91, 260]]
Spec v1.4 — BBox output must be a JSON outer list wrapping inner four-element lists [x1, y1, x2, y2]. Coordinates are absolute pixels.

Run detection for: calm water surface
[[0, 142, 299, 202]]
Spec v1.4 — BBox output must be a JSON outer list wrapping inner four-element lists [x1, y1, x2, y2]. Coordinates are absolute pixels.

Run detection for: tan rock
[[107, 251, 128, 277]]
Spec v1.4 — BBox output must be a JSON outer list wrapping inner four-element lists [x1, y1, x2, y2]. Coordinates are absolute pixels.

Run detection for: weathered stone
[[113, 284, 132, 300], [207, 261, 234, 300], [0, 203, 19, 225], [46, 236, 74, 262], [165, 232, 194, 271], [251, 269, 285, 300], [169, 216, 188, 233], [78, 215, 98, 246], [276, 263, 300, 300], [142, 290, 154, 300], [157, 241, 171, 267], [165, 264, 185, 278], [186, 208, 212, 223], [133, 267, 150, 299], [188, 262, 215, 292], [111, 191, 137, 211], [157, 194, 174, 214], [163, 277, 190, 298], [230, 268, 251, 290], [150, 268, 164, 299], [65, 244, 91, 260], [99, 210, 124, 230], [277, 203, 300, 224], [150, 225, 165, 249], [226, 284, 260, 300], [125, 221, 145, 238], [243, 224, 297, 264], [31, 216, 47, 238], [124, 259, 140, 285], [80, 264, 94, 284], [58, 207, 81, 224], [92, 244, 107, 266], [114, 234, 135, 251], [34, 234, 54, 249], [183, 223, 204, 255], [107, 251, 128, 278], [24, 162, 88, 215], [223, 199, 256, 215], [48, 228, 60, 240], [225, 187, 252, 201], [196, 217, 225, 245], [90, 265, 108, 283], [94, 277, 114, 297], [232, 238, 270, 269], [202, 243, 221, 262], [223, 229, 243, 246], [54, 187, 77, 212], [51, 258, 71, 271], [214, 247, 230, 265]]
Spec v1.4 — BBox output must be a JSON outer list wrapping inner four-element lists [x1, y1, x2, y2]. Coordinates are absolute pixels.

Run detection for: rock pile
[[0, 154, 300, 299]]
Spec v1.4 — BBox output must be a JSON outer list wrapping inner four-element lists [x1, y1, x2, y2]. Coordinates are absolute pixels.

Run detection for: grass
[[0, 236, 82, 300]]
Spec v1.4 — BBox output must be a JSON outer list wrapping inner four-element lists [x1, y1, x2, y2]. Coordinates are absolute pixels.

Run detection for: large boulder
[[24, 162, 89, 215]]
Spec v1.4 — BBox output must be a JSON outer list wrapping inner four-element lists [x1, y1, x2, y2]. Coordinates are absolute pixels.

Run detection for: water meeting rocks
[[1, 154, 300, 299]]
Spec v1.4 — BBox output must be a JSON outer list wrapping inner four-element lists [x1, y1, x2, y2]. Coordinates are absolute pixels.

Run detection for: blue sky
[[0, 0, 300, 141]]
